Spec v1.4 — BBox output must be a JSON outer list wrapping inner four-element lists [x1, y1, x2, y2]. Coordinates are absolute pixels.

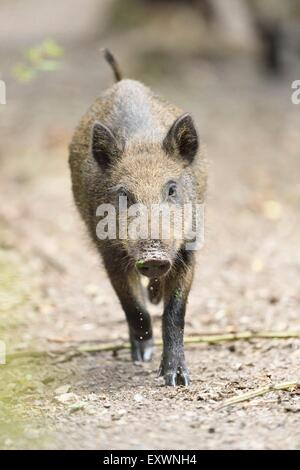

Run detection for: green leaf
[[12, 63, 37, 83], [25, 45, 43, 65], [42, 39, 64, 58], [135, 260, 145, 268]]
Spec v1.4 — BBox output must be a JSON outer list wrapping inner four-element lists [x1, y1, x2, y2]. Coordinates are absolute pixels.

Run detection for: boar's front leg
[[102, 253, 153, 362], [159, 250, 195, 386]]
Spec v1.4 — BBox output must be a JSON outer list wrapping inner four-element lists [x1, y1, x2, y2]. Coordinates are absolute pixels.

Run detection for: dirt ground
[[0, 0, 300, 450]]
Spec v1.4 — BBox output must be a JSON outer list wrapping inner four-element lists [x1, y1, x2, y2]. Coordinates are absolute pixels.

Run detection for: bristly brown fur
[[69, 58, 207, 386]]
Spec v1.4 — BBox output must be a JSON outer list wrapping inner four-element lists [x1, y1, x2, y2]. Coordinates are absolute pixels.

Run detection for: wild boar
[[69, 50, 207, 386]]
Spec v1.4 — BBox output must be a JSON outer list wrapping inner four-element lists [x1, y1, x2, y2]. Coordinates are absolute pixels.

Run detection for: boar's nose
[[136, 259, 171, 278]]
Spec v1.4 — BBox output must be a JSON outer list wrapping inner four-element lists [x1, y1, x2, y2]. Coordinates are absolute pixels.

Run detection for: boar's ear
[[163, 113, 199, 164], [92, 121, 123, 170]]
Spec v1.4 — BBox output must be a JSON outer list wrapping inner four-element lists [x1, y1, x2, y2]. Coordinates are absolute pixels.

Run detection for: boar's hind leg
[[103, 257, 153, 362], [159, 250, 195, 386]]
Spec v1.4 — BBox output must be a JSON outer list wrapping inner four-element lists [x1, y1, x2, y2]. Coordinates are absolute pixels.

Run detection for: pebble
[[133, 393, 144, 402], [55, 392, 79, 404], [55, 384, 71, 395]]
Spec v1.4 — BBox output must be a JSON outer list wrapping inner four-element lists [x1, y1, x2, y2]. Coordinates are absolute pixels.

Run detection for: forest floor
[[0, 0, 300, 450]]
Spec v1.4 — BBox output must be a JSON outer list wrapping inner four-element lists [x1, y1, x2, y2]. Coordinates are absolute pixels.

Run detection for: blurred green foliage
[[0, 357, 53, 450], [12, 39, 64, 83], [0, 249, 29, 316], [109, 0, 151, 30]]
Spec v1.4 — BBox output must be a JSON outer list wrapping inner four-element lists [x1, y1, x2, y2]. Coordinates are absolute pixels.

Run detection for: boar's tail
[[102, 48, 123, 82]]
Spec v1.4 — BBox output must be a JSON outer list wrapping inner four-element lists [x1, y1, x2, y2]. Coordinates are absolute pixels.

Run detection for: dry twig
[[218, 381, 300, 408], [5, 329, 300, 363]]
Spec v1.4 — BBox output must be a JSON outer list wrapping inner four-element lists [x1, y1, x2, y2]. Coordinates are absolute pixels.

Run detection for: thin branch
[[182, 330, 300, 344], [5, 329, 300, 363], [74, 330, 300, 353], [218, 381, 300, 409]]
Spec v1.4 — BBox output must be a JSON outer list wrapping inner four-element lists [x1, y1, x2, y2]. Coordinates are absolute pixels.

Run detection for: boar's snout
[[136, 258, 171, 278]]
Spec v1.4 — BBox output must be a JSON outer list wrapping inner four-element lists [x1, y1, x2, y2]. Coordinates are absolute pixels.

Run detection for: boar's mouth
[[135, 258, 171, 278]]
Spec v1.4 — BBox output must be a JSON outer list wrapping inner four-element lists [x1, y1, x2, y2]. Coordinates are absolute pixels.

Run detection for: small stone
[[133, 393, 144, 403], [55, 384, 71, 395], [251, 257, 264, 273], [81, 323, 96, 331], [86, 406, 97, 415], [69, 402, 85, 413], [262, 200, 282, 221], [87, 393, 98, 402], [269, 296, 279, 305], [84, 284, 99, 297], [55, 392, 79, 404]]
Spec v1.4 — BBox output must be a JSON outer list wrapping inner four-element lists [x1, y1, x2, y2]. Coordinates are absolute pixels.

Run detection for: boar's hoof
[[158, 361, 190, 387], [131, 337, 154, 362]]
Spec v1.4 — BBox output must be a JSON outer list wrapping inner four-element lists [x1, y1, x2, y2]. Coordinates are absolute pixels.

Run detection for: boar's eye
[[116, 187, 133, 206], [167, 182, 177, 198]]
